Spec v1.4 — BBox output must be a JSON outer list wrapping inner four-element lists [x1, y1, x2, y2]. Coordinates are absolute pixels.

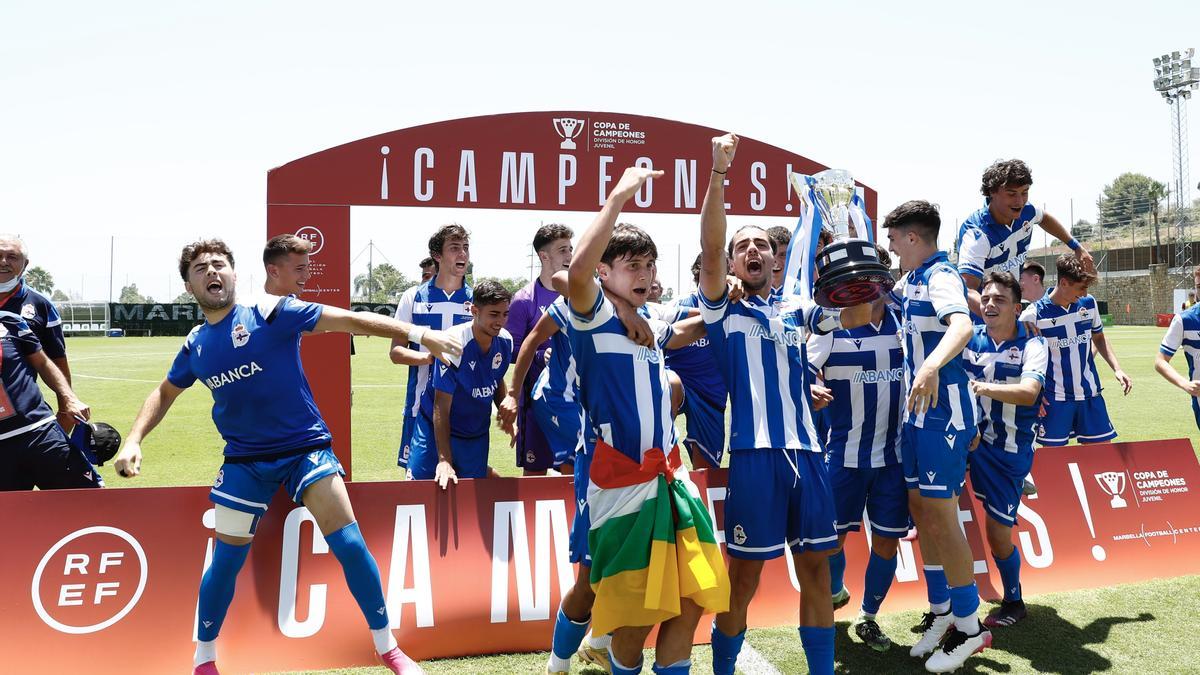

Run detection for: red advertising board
[[1, 439, 1197, 673]]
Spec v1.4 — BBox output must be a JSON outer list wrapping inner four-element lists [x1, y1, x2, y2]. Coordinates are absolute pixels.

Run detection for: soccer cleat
[[832, 586, 852, 610], [380, 646, 425, 675], [984, 599, 1027, 628], [854, 617, 893, 652], [924, 625, 992, 673], [578, 644, 612, 671], [909, 611, 953, 657], [193, 663, 219, 675], [1022, 478, 1038, 496]]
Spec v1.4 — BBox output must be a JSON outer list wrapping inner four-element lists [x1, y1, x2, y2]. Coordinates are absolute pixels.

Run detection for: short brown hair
[[1055, 254, 1096, 285], [179, 239, 235, 282], [429, 224, 469, 257], [982, 270, 1021, 303], [981, 159, 1033, 198], [263, 234, 313, 266], [883, 200, 940, 244], [1021, 261, 1046, 284], [602, 223, 658, 266]]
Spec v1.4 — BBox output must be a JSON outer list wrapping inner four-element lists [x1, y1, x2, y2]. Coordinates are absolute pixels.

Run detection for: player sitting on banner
[[1156, 265, 1200, 433], [700, 134, 870, 675], [884, 201, 991, 672], [111, 239, 461, 675], [408, 280, 513, 486], [566, 166, 728, 675], [805, 244, 907, 653], [956, 160, 1093, 319], [392, 224, 474, 475], [1019, 255, 1131, 446], [963, 271, 1048, 628]]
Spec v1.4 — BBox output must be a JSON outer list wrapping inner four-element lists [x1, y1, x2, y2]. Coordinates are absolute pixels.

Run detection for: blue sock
[[609, 646, 643, 674], [798, 626, 835, 675], [197, 539, 251, 641], [651, 658, 691, 674], [923, 565, 950, 612], [550, 607, 589, 661], [828, 549, 847, 594], [861, 550, 898, 616], [949, 582, 981, 633], [994, 548, 1023, 602], [710, 622, 745, 675], [325, 521, 389, 630]]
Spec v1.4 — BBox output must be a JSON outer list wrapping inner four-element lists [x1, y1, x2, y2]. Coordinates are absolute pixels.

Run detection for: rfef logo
[[31, 526, 148, 634], [295, 226, 325, 255]]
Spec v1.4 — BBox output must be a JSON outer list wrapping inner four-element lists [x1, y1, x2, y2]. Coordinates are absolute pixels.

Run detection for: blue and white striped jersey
[[531, 299, 579, 405], [568, 285, 678, 462], [963, 324, 1048, 457], [665, 291, 727, 408], [1160, 304, 1200, 425], [887, 251, 977, 431], [1019, 294, 1104, 401], [806, 307, 904, 468], [699, 290, 839, 452], [956, 203, 1043, 280], [394, 276, 473, 419]]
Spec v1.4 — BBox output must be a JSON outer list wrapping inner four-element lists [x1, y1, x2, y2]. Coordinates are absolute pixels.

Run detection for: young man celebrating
[[1019, 255, 1131, 446], [408, 280, 513, 485], [1157, 266, 1200, 433], [392, 225, 473, 474], [963, 271, 1048, 628], [957, 160, 1093, 319], [700, 134, 869, 675], [505, 224, 573, 476], [1019, 262, 1046, 307], [884, 200, 989, 672], [567, 166, 727, 675], [112, 239, 460, 675], [262, 234, 312, 297], [805, 244, 907, 653]]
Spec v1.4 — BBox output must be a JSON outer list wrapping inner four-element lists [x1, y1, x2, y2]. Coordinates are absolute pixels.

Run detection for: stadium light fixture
[[1152, 48, 1198, 276]]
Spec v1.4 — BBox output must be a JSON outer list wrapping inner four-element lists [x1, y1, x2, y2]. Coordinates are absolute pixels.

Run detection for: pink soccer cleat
[[381, 646, 425, 675], [193, 662, 220, 675]]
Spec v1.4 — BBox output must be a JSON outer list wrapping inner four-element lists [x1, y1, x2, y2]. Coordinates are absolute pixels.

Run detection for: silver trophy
[[790, 168, 893, 307], [1095, 471, 1128, 509], [553, 117, 585, 150]]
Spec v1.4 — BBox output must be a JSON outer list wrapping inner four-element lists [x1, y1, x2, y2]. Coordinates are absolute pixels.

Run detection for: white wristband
[[408, 325, 426, 345]]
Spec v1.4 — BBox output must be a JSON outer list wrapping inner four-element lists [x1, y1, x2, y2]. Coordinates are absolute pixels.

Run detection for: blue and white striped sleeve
[[956, 226, 989, 280], [928, 268, 969, 322], [568, 280, 613, 332], [1022, 337, 1048, 385], [1088, 298, 1104, 333], [1160, 315, 1184, 357], [805, 331, 833, 375]]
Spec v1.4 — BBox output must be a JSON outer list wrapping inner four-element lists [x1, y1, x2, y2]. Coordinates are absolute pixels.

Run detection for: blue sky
[[3, 0, 1198, 300]]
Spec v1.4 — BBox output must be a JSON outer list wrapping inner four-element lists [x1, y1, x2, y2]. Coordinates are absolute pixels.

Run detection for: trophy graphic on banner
[[790, 169, 894, 307], [1095, 471, 1129, 509], [553, 117, 585, 150]]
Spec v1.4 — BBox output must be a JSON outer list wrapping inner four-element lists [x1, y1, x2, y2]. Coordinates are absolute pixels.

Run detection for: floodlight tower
[[1153, 49, 1200, 276]]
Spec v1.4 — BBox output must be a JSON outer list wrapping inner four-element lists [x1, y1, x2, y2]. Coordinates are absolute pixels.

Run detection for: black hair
[[419, 256, 437, 269], [691, 253, 702, 285], [982, 271, 1021, 303], [601, 223, 657, 266], [533, 223, 574, 252], [726, 225, 778, 257], [472, 279, 512, 307], [981, 159, 1033, 198], [882, 200, 940, 244], [766, 225, 792, 248]]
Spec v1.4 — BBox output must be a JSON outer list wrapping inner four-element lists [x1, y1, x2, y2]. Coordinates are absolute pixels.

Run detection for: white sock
[[859, 611, 877, 621], [954, 613, 980, 634], [371, 627, 398, 655], [548, 653, 572, 671], [194, 640, 217, 667], [587, 632, 612, 650], [931, 601, 951, 615]]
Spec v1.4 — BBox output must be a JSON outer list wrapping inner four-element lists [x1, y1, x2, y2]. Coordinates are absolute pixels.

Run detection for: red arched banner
[[266, 111, 878, 477]]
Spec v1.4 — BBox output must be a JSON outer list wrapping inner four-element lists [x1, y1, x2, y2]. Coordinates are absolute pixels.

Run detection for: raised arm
[[112, 379, 188, 478], [1038, 212, 1094, 273], [316, 305, 462, 364], [700, 134, 737, 302]]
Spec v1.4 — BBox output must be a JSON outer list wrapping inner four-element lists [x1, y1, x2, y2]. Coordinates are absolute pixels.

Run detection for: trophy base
[[814, 239, 895, 308]]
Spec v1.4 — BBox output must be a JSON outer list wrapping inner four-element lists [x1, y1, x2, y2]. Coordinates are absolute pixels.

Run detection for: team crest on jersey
[[463, 301, 472, 313], [1080, 307, 1090, 320], [492, 352, 503, 370], [1006, 346, 1022, 362], [231, 323, 250, 348], [213, 469, 224, 488], [526, 450, 536, 464], [20, 303, 35, 320], [732, 524, 747, 545]]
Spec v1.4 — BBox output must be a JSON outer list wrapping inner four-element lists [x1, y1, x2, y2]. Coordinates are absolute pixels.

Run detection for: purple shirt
[[505, 278, 560, 388]]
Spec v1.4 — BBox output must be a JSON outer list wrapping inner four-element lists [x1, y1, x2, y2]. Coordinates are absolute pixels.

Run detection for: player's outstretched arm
[[664, 315, 707, 350], [27, 350, 89, 423], [1092, 331, 1132, 395], [971, 376, 1043, 407], [1155, 352, 1200, 397], [432, 390, 458, 489], [499, 311, 560, 428], [315, 305, 463, 364], [1038, 212, 1095, 273], [700, 134, 737, 303], [568, 166, 663, 315], [112, 379, 187, 478]]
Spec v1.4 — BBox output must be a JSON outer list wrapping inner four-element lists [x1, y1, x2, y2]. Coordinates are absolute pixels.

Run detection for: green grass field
[[52, 327, 1200, 674]]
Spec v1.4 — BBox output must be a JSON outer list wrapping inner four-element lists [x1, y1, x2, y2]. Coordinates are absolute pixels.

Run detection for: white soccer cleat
[[924, 625, 992, 673], [909, 611, 953, 658]]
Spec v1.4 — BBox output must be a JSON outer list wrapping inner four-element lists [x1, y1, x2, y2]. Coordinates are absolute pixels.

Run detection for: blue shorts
[[407, 412, 489, 480], [0, 421, 104, 491], [969, 441, 1032, 527], [1037, 396, 1117, 446], [210, 447, 344, 521], [397, 410, 416, 469], [569, 433, 597, 565], [680, 388, 725, 468], [724, 448, 838, 559], [901, 421, 972, 499], [829, 462, 909, 538], [531, 394, 583, 468]]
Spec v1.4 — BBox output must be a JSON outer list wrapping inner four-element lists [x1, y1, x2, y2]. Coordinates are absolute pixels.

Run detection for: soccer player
[[1019, 262, 1046, 307], [392, 225, 473, 474], [0, 309, 97, 490], [567, 166, 727, 675], [1155, 265, 1200, 433], [1019, 255, 1131, 446], [884, 200, 990, 672], [0, 235, 73, 427], [408, 280, 512, 485], [262, 234, 312, 297], [505, 224, 573, 476], [419, 257, 437, 283], [647, 278, 664, 303], [963, 271, 1048, 628], [957, 160, 1093, 319], [806, 244, 906, 652], [111, 239, 460, 675], [767, 225, 792, 297], [700, 134, 869, 675]]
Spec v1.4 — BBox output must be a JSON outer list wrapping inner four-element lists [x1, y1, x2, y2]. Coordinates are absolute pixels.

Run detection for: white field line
[[736, 640, 784, 675], [67, 352, 177, 362], [75, 373, 161, 384]]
